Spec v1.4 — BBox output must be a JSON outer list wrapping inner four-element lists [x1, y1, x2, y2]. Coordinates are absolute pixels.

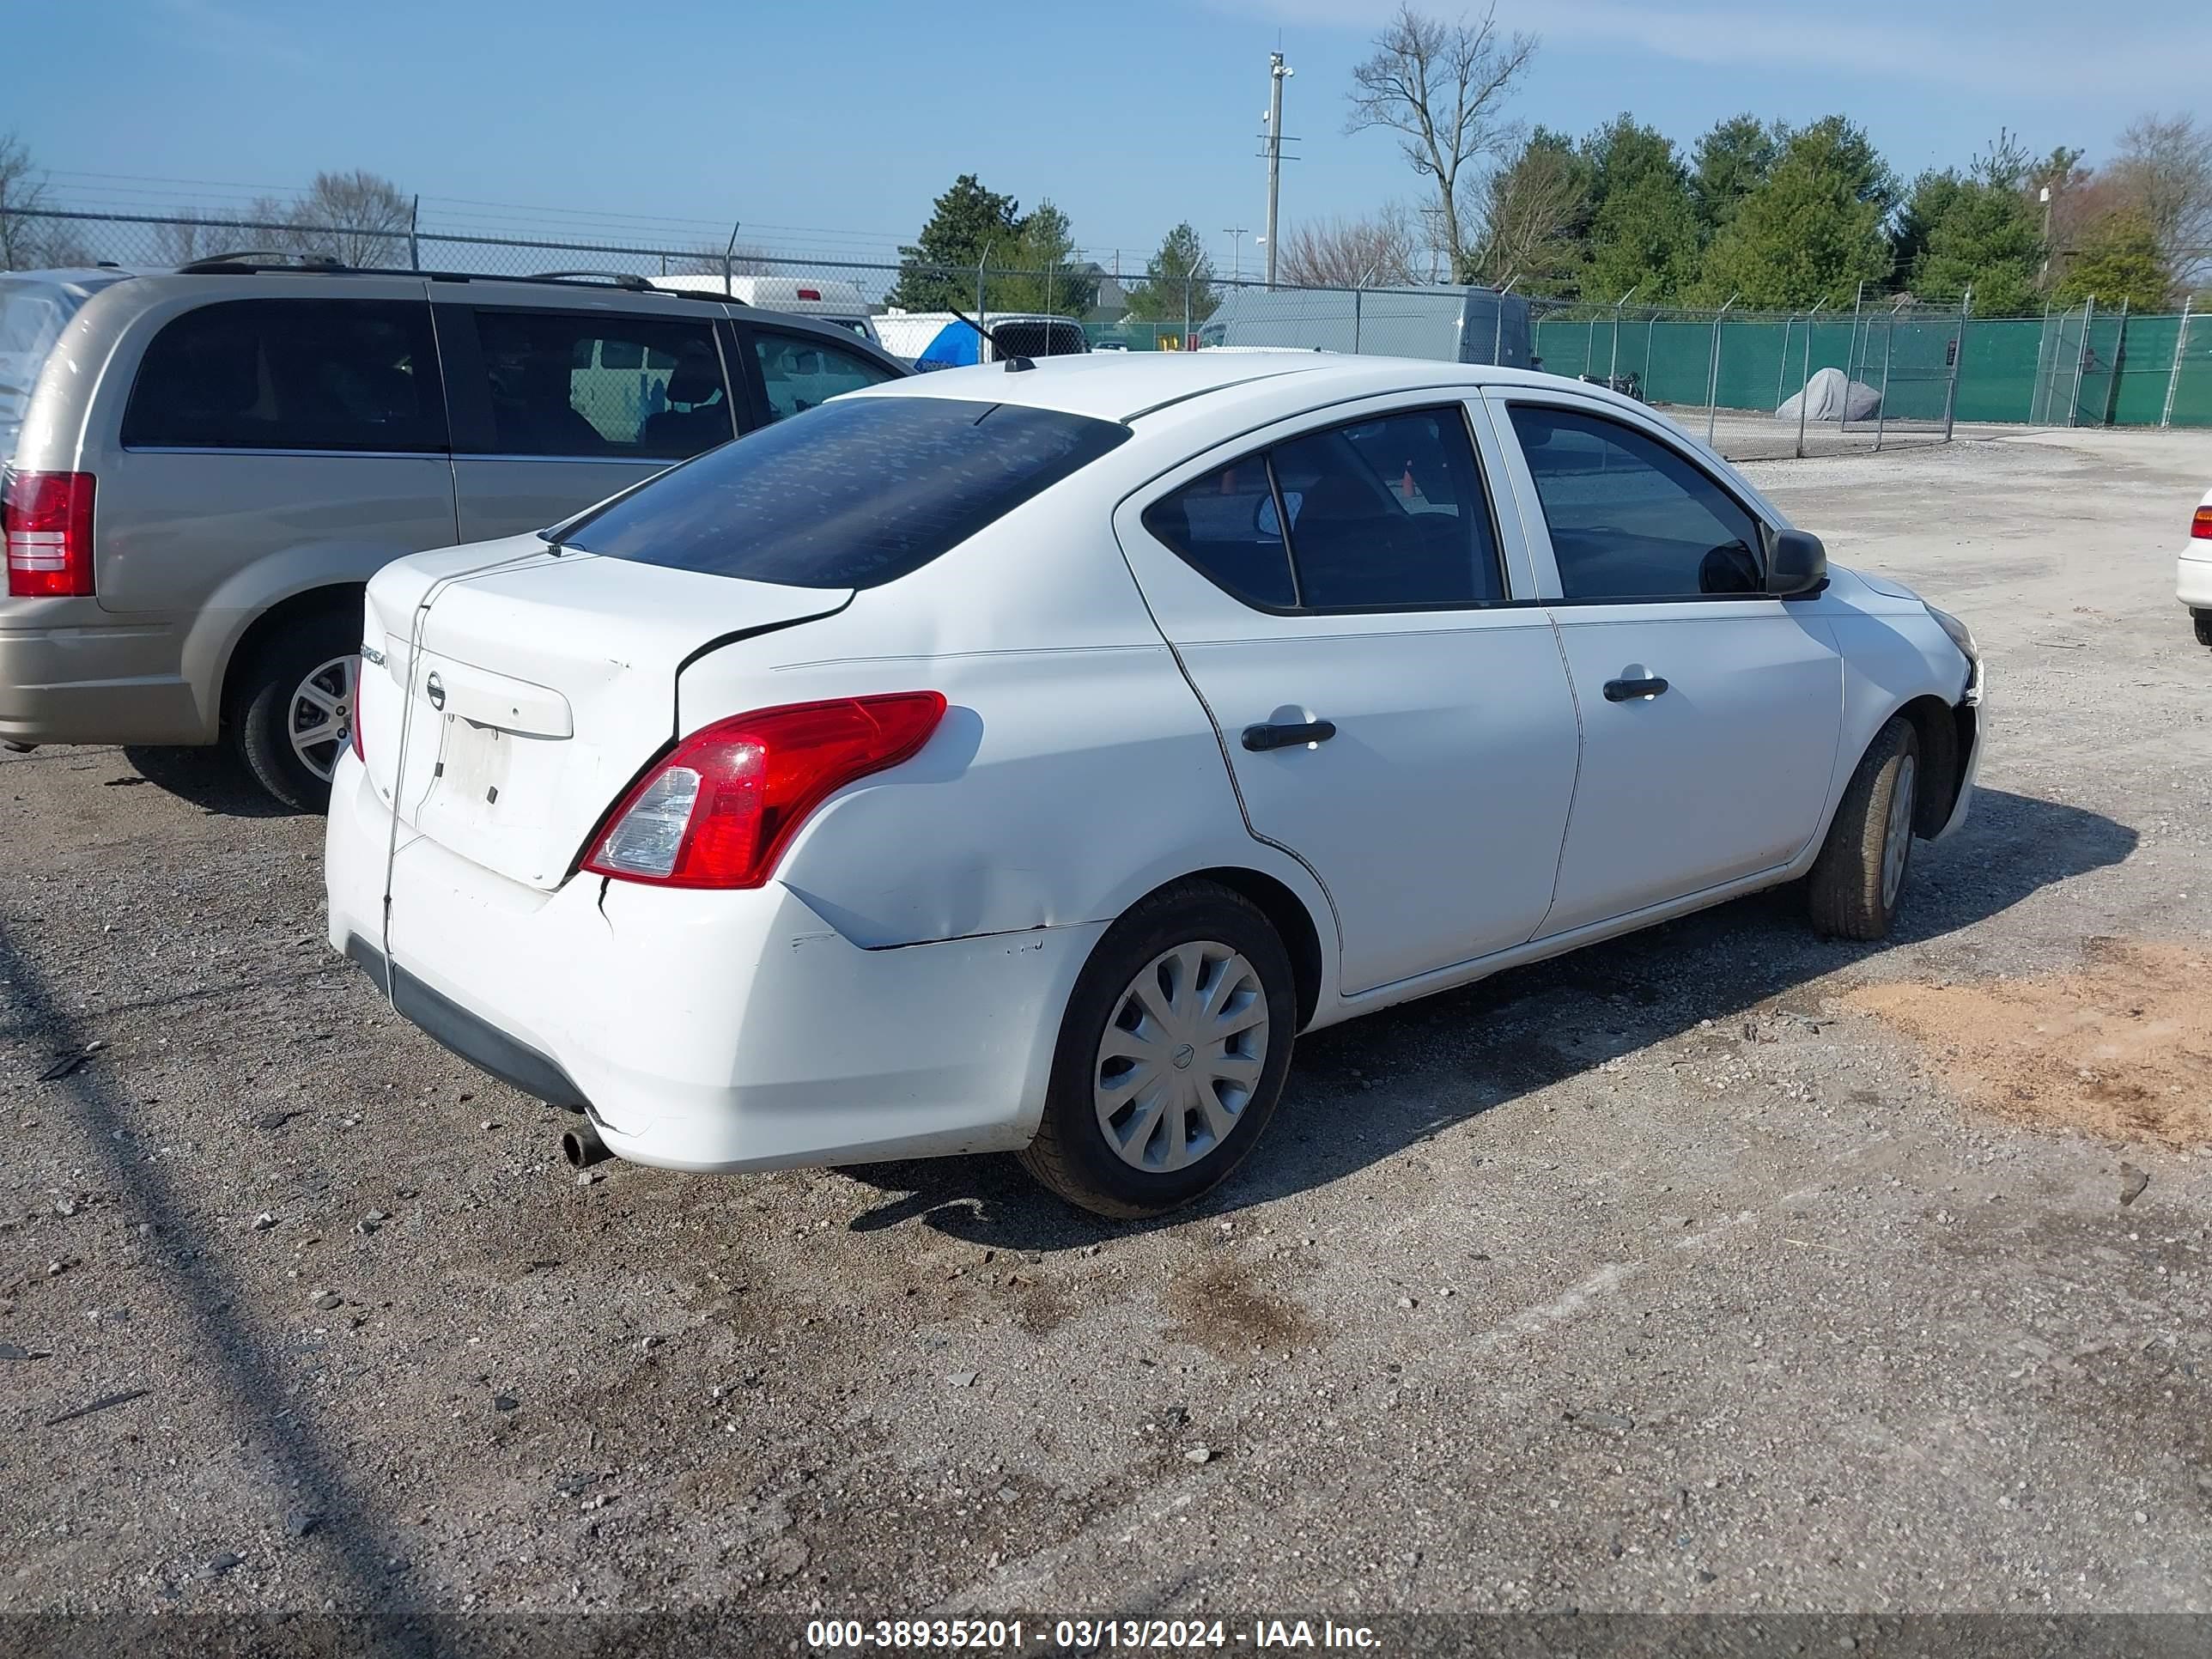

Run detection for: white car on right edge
[[2182, 485, 2212, 647]]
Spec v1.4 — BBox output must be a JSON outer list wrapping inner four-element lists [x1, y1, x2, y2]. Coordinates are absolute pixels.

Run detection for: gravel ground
[[3, 426, 2210, 1642]]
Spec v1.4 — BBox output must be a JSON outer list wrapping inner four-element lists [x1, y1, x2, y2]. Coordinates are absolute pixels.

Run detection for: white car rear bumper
[[2179, 551, 2212, 611], [324, 756, 1103, 1172]]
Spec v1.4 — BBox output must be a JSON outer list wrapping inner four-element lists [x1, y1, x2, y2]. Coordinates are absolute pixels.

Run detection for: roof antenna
[[951, 305, 1034, 373]]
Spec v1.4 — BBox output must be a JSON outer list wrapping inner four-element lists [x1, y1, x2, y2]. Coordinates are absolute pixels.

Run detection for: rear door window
[[559, 394, 1128, 588], [1145, 405, 1505, 612], [1270, 408, 1503, 609], [465, 310, 731, 459], [121, 298, 446, 453], [749, 329, 899, 423], [1140, 458, 1296, 609]]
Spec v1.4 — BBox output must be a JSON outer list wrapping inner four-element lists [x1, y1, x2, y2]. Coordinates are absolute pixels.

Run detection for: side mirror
[[1767, 527, 1828, 598]]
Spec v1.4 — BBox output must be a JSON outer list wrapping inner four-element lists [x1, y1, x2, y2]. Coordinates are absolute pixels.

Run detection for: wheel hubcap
[[1881, 753, 1917, 909], [1094, 940, 1268, 1174], [289, 654, 358, 784]]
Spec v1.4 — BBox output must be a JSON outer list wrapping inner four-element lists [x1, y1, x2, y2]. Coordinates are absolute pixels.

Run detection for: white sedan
[[2182, 483, 2212, 647], [326, 353, 1983, 1218]]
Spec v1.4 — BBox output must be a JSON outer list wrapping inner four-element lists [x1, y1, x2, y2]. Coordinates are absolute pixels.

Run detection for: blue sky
[[11, 0, 2211, 271]]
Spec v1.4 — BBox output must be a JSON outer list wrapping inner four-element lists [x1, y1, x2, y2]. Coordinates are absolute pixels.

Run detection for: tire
[[2194, 611, 2212, 649], [1019, 880, 1298, 1219], [1807, 715, 1921, 941], [229, 609, 360, 813]]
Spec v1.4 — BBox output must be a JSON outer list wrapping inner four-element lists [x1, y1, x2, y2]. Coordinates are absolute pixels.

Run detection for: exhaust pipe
[[561, 1119, 612, 1170]]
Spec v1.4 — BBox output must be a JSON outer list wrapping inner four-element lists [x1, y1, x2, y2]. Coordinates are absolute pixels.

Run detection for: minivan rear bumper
[[0, 608, 202, 745], [325, 753, 1103, 1173]]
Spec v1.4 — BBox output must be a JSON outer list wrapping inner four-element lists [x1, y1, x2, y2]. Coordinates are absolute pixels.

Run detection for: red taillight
[[4, 471, 96, 598], [583, 692, 946, 889], [796, 287, 822, 301], [2193, 505, 2212, 540]]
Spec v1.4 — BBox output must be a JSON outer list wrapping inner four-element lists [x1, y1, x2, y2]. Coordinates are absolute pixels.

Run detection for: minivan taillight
[[582, 693, 947, 890], [2193, 505, 2212, 540], [4, 471, 96, 598]]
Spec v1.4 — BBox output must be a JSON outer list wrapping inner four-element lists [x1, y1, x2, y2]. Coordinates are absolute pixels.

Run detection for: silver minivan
[[0, 261, 906, 807]]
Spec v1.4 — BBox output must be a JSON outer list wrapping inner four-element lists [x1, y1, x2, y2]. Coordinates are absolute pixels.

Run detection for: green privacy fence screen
[[1092, 301, 2209, 431], [1529, 304, 2209, 428]]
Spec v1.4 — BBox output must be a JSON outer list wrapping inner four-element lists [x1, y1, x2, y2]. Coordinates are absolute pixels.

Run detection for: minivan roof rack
[[527, 270, 653, 291], [178, 250, 343, 272], [162, 262, 695, 295]]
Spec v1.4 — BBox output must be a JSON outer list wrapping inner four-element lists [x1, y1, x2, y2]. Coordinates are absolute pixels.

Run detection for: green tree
[[2053, 208, 2174, 310], [1899, 140, 2046, 316], [1697, 117, 1896, 307], [1690, 114, 1782, 236], [890, 173, 1021, 311], [1579, 116, 1700, 301], [1124, 222, 1220, 324], [993, 200, 1097, 317], [1891, 169, 1969, 279]]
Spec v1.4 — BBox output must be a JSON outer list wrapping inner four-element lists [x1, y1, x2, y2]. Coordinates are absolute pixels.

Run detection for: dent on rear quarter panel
[[672, 440, 1334, 956], [771, 642, 1283, 948]]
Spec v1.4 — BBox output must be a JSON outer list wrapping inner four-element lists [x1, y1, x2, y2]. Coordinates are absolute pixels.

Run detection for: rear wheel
[[1807, 715, 1920, 941], [230, 610, 359, 813], [2194, 610, 2212, 649], [1019, 881, 1297, 1219]]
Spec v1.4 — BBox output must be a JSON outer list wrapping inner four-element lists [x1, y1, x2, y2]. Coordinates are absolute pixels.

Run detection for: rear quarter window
[[560, 394, 1128, 589], [121, 298, 447, 453]]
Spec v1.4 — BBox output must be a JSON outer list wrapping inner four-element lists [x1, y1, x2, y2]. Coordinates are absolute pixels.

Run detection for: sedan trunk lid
[[362, 542, 848, 892]]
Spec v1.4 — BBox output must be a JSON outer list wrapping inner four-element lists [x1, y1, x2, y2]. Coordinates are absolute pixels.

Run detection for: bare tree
[[1471, 134, 1588, 289], [281, 170, 413, 267], [1279, 207, 1421, 289], [153, 216, 245, 265], [670, 241, 781, 285], [2110, 112, 2212, 289], [1344, 3, 1537, 276], [0, 132, 54, 270]]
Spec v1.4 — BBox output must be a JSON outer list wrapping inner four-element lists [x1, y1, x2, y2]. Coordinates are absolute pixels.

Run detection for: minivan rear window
[[558, 395, 1129, 589]]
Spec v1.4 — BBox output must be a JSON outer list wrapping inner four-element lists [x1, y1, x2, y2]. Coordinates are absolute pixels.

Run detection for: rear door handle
[[1242, 719, 1337, 751], [1602, 677, 1669, 702]]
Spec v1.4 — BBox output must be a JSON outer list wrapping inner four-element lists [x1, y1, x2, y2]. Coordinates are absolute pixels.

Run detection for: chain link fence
[[6, 206, 2210, 465]]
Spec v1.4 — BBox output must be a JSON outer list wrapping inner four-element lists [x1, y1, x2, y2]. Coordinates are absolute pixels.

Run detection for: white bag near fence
[[1776, 366, 1882, 422]]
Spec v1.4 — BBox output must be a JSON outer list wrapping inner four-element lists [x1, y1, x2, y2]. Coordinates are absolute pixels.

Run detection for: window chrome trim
[[120, 445, 452, 460]]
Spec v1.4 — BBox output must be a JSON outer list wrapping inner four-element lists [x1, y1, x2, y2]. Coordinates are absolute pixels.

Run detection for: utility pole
[[1261, 51, 1292, 289], [1222, 227, 1248, 285]]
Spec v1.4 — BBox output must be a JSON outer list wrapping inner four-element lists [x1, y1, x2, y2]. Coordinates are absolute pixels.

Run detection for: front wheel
[[1019, 881, 1297, 1218], [1807, 715, 1920, 940], [230, 610, 359, 812]]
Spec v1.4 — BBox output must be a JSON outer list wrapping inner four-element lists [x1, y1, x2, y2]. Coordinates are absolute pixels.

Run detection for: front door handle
[[1242, 719, 1337, 752], [1602, 677, 1669, 702]]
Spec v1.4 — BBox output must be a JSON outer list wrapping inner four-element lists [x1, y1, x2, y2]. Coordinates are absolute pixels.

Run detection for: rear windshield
[[0, 276, 102, 460], [559, 394, 1128, 589]]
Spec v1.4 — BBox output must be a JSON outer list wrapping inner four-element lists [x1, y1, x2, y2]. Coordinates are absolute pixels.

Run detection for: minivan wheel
[[231, 611, 359, 813], [1019, 880, 1297, 1219], [2194, 610, 2212, 649], [1807, 714, 1920, 941]]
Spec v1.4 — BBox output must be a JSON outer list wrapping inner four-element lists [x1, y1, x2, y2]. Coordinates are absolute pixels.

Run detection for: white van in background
[[648, 273, 882, 347]]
